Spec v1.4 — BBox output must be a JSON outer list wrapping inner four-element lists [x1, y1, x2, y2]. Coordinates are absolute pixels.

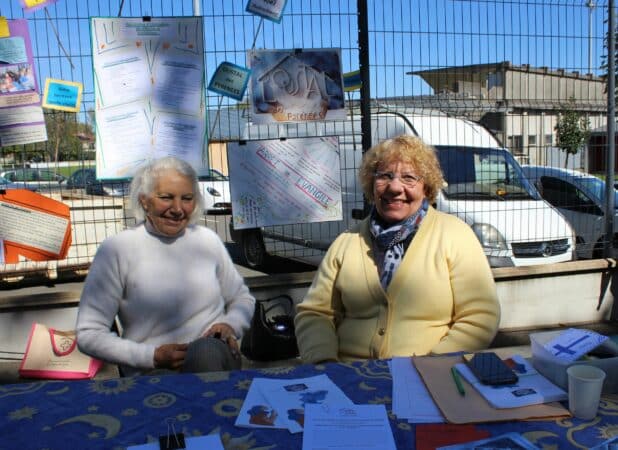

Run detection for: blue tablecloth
[[1, 359, 617, 449]]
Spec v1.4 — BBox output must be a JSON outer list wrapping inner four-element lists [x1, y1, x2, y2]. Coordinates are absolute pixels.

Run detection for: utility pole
[[605, 0, 615, 258], [588, 0, 595, 74]]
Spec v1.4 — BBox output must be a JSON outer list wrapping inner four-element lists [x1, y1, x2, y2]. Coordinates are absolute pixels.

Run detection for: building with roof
[[408, 61, 607, 169]]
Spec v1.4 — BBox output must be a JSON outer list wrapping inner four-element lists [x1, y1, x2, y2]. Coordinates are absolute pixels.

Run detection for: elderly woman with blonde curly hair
[[294, 135, 500, 364]]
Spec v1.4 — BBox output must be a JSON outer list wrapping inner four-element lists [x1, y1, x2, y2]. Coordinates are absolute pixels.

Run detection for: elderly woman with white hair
[[76, 156, 255, 376]]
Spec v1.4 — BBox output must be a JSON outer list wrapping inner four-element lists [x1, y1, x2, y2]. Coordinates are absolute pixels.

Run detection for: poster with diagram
[[91, 17, 207, 179], [228, 136, 342, 228], [247, 48, 345, 124]]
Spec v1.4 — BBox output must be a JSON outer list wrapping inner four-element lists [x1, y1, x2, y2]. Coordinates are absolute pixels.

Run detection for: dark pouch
[[240, 295, 299, 361]]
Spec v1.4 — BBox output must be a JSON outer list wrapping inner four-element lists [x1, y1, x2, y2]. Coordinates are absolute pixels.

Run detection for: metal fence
[[0, 0, 614, 283]]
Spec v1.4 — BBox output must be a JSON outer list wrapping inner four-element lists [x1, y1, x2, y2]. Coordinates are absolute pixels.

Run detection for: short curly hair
[[129, 156, 204, 225], [358, 134, 444, 204]]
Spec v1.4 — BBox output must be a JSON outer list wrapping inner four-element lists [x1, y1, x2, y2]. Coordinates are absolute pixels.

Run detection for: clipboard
[[0, 188, 71, 263], [413, 355, 571, 424]]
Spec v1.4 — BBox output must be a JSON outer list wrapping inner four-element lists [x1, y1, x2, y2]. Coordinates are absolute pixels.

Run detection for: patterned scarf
[[370, 198, 429, 289]]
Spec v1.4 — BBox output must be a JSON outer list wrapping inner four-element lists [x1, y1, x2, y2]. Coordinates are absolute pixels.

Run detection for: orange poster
[[0, 189, 71, 263]]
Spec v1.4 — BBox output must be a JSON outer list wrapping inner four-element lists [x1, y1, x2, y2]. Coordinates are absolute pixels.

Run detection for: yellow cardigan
[[294, 206, 501, 364]]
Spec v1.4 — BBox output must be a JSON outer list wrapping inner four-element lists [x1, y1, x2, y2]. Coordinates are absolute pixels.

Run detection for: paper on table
[[302, 403, 397, 450], [455, 355, 567, 408], [390, 357, 445, 423], [413, 355, 571, 424], [235, 377, 297, 431], [542, 328, 608, 362], [436, 431, 539, 449], [236, 374, 355, 434], [261, 373, 355, 434], [128, 434, 224, 449]]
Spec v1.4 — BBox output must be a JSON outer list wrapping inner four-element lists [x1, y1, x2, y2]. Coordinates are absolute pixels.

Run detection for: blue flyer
[[245, 0, 288, 23], [43, 78, 82, 112], [207, 62, 251, 101]]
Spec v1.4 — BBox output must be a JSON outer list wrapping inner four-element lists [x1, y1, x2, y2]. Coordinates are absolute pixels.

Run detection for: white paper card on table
[[127, 434, 224, 449], [302, 403, 397, 450], [543, 328, 608, 362], [455, 355, 567, 408], [436, 431, 539, 449], [235, 377, 297, 430], [390, 357, 445, 423], [261, 373, 355, 433], [236, 374, 354, 433]]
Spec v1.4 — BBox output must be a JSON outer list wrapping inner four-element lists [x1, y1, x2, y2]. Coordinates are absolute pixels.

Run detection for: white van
[[232, 109, 576, 268]]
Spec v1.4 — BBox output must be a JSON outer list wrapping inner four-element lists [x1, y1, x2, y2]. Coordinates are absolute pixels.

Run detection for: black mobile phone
[[466, 352, 518, 385]]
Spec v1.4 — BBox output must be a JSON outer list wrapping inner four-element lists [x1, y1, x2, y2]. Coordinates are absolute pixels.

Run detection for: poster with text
[[0, 19, 47, 147], [20, 0, 59, 13], [91, 17, 207, 179], [245, 0, 288, 23], [229, 137, 342, 228], [247, 48, 345, 124]]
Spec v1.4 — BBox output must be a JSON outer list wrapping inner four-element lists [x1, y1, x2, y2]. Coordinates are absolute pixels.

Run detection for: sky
[[0, 0, 611, 119]]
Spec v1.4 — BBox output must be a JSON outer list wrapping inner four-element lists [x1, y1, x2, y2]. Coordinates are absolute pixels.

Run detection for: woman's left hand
[[204, 323, 240, 358]]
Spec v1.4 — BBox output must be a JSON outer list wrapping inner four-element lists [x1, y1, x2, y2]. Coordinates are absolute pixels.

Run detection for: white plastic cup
[[567, 364, 606, 420]]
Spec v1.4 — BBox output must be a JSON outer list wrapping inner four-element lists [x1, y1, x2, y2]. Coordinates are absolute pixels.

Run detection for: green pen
[[451, 366, 466, 396]]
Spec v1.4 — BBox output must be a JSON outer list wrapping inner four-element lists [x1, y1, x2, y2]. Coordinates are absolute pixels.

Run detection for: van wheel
[[240, 229, 266, 269]]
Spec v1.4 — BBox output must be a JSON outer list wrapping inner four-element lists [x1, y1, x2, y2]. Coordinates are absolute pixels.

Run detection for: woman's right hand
[[153, 343, 189, 370]]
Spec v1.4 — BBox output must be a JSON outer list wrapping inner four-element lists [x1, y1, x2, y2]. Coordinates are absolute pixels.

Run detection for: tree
[[554, 97, 590, 168]]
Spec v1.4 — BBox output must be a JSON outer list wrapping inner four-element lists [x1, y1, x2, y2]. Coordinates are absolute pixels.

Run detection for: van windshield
[[437, 146, 539, 201]]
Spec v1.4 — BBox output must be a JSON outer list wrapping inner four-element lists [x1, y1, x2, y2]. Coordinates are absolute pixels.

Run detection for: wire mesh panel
[[0, 0, 613, 283]]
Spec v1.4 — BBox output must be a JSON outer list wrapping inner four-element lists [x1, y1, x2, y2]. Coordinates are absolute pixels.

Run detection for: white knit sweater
[[76, 222, 255, 376]]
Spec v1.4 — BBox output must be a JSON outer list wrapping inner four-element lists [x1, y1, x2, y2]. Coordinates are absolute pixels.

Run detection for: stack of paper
[[390, 357, 445, 423], [413, 355, 571, 424], [454, 354, 567, 409], [235, 374, 354, 433], [302, 404, 397, 450]]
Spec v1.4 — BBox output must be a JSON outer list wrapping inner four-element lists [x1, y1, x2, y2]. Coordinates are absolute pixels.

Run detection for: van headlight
[[472, 223, 508, 250]]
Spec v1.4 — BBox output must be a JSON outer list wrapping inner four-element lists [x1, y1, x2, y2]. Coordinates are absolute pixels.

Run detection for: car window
[[39, 170, 60, 181], [539, 176, 602, 215], [200, 169, 228, 182], [19, 169, 37, 181]]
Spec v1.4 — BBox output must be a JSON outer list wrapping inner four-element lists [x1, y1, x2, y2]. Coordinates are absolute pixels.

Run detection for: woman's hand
[[153, 343, 189, 370], [204, 323, 240, 358]]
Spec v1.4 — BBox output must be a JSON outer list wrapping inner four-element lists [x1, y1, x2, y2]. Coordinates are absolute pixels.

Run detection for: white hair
[[129, 156, 204, 225]]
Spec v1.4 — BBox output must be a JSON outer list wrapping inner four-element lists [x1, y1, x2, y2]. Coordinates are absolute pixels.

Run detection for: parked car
[[0, 175, 38, 191], [199, 168, 231, 214], [65, 168, 129, 197], [521, 165, 618, 259], [0, 167, 66, 189]]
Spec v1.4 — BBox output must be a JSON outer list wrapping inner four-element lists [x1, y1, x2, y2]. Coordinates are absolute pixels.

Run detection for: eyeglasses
[[374, 171, 422, 187]]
